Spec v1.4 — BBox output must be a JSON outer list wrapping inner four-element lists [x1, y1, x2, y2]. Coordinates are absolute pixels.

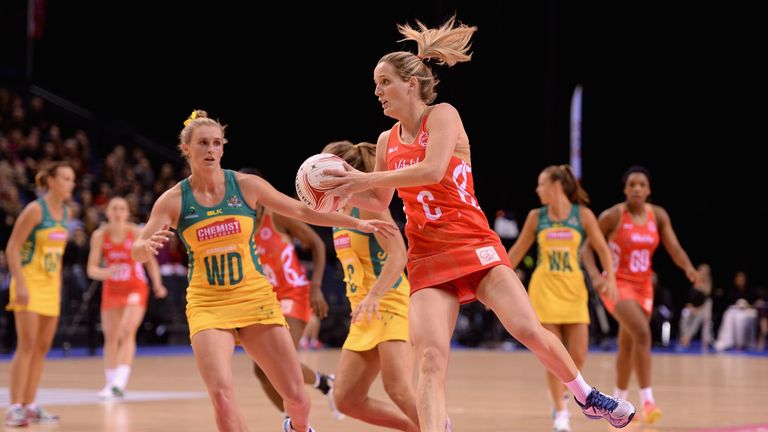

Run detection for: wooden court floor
[[1, 349, 766, 431]]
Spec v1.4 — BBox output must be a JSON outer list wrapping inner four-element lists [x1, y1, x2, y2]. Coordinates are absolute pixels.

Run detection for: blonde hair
[[380, 15, 477, 104], [35, 161, 73, 190], [178, 109, 227, 152], [542, 164, 590, 206], [322, 141, 377, 173]]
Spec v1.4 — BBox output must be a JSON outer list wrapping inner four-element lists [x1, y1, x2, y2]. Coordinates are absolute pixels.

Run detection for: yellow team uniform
[[7, 198, 69, 317], [527, 204, 590, 324], [333, 208, 410, 351], [177, 170, 285, 340]]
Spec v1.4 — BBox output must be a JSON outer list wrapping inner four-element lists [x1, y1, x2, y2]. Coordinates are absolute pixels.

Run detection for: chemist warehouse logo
[[334, 234, 351, 249], [196, 218, 242, 242]]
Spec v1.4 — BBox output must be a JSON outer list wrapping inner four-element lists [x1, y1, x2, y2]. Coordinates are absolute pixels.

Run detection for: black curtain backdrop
[[17, 1, 767, 291]]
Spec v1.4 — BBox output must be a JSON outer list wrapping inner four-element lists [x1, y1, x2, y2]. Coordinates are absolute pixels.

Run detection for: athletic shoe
[[574, 388, 635, 428], [642, 401, 662, 424], [282, 417, 315, 432], [4, 406, 29, 427], [25, 405, 59, 424]]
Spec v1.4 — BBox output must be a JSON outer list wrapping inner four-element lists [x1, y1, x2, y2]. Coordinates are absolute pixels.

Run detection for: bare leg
[[542, 324, 567, 411], [9, 311, 40, 404], [190, 329, 247, 432], [333, 344, 418, 431], [101, 308, 123, 372], [239, 324, 311, 432], [115, 305, 146, 366], [252, 317, 317, 412], [409, 288, 459, 432], [22, 314, 58, 404], [615, 325, 633, 390], [476, 267, 579, 382], [378, 340, 420, 429], [613, 301, 652, 388]]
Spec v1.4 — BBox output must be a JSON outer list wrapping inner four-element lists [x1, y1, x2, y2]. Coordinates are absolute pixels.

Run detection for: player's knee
[[333, 388, 360, 414], [633, 326, 652, 346], [511, 322, 540, 347], [418, 346, 448, 376], [383, 379, 411, 406], [209, 385, 236, 411]]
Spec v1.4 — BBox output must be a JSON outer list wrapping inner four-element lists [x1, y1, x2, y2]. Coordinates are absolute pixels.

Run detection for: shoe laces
[[584, 389, 619, 413]]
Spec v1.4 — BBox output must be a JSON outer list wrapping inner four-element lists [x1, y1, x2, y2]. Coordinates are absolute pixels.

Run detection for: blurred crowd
[[2, 87, 767, 355]]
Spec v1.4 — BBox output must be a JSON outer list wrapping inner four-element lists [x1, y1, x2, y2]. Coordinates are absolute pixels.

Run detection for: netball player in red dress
[[322, 16, 635, 432], [87, 197, 167, 398], [583, 166, 698, 424]]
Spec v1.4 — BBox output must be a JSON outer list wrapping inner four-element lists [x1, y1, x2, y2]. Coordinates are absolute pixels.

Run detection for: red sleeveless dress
[[101, 230, 149, 310], [385, 115, 511, 303], [253, 213, 312, 322]]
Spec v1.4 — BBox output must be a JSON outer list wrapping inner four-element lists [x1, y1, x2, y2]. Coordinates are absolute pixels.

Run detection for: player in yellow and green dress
[[5, 162, 75, 427], [131, 110, 396, 432], [507, 165, 617, 432], [324, 140, 421, 432]]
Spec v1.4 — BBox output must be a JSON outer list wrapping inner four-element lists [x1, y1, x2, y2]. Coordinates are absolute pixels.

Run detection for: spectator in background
[[678, 264, 713, 351], [714, 271, 758, 352], [755, 287, 768, 352]]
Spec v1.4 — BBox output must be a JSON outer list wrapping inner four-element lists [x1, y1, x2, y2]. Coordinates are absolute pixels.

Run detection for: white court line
[[0, 387, 208, 408]]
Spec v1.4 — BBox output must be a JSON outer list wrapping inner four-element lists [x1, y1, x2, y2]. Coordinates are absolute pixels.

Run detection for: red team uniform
[[385, 115, 511, 303], [101, 230, 149, 310], [253, 212, 313, 322], [600, 206, 660, 315]]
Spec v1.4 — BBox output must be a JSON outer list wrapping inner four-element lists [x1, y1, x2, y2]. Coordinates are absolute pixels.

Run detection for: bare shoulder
[[234, 171, 269, 187], [23, 199, 43, 215], [527, 208, 541, 219], [599, 203, 622, 221], [377, 129, 391, 146], [429, 103, 460, 120], [157, 182, 182, 202], [650, 203, 670, 223], [91, 226, 105, 240], [153, 183, 183, 218], [234, 171, 268, 195]]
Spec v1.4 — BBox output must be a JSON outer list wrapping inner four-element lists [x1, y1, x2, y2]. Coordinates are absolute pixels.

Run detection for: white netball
[[295, 153, 349, 213]]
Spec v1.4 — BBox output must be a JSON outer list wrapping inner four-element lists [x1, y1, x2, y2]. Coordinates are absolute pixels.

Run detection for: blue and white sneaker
[[282, 417, 316, 432], [574, 388, 635, 428]]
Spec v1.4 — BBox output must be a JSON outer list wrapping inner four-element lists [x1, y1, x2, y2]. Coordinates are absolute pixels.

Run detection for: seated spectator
[[714, 271, 758, 352], [678, 263, 713, 351]]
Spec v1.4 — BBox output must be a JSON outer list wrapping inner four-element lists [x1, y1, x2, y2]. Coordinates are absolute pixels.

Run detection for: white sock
[[113, 365, 131, 390], [105, 368, 117, 386], [555, 408, 570, 420], [614, 387, 629, 400], [564, 373, 592, 404], [25, 402, 37, 411], [639, 387, 654, 404], [9, 403, 22, 411], [312, 371, 321, 388]]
